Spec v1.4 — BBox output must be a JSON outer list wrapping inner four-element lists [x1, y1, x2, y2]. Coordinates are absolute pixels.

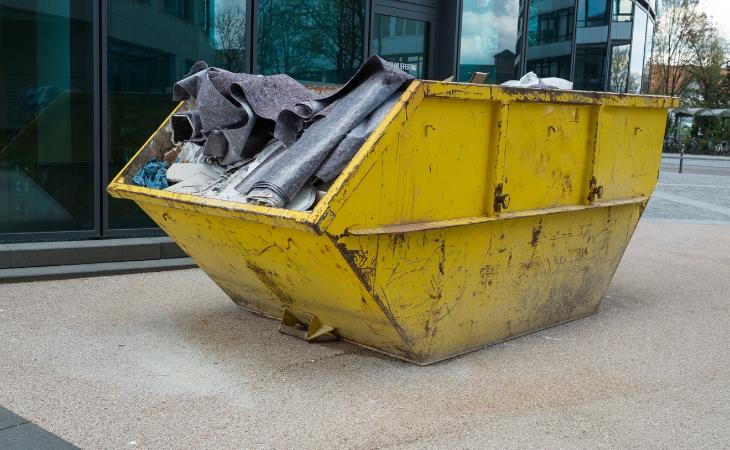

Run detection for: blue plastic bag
[[132, 158, 169, 189]]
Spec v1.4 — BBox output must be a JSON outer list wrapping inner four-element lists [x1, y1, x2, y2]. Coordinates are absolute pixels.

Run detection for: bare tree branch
[[652, 0, 728, 105], [214, 4, 246, 72]]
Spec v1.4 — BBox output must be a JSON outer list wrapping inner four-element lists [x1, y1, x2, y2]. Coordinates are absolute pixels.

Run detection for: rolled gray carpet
[[239, 56, 413, 207], [172, 64, 314, 164], [313, 92, 401, 183]]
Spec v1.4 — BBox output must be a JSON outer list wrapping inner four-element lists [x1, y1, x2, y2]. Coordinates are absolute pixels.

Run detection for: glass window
[[612, 0, 633, 22], [641, 16, 654, 92], [576, 0, 608, 46], [528, 6, 575, 45], [574, 44, 607, 90], [609, 43, 630, 92], [378, 13, 390, 38], [371, 14, 429, 79], [526, 56, 572, 79], [458, 0, 520, 83], [108, 0, 246, 229], [627, 6, 648, 93], [395, 17, 405, 36], [0, 1, 95, 234], [578, 0, 608, 28], [164, 0, 194, 23], [256, 0, 365, 84], [526, 1, 575, 80], [405, 18, 417, 35]]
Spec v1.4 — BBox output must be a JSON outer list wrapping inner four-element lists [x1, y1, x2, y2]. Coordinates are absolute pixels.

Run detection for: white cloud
[[699, 0, 730, 41], [459, 6, 519, 65]]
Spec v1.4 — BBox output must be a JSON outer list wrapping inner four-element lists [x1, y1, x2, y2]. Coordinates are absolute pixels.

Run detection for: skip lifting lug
[[587, 176, 604, 202], [279, 308, 336, 342], [494, 183, 510, 213]]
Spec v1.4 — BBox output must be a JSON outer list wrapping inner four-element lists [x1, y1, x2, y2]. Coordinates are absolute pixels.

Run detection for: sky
[[459, 0, 520, 65], [698, 0, 730, 41]]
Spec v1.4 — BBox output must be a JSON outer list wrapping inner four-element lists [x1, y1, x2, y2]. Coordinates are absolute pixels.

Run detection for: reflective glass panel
[[108, 0, 246, 229], [609, 43, 630, 92], [257, 0, 365, 83], [641, 16, 654, 92], [0, 1, 95, 234], [574, 44, 607, 90], [526, 0, 575, 80], [371, 14, 429, 79], [612, 0, 633, 21], [627, 6, 647, 93], [578, 0, 608, 28], [458, 0, 519, 83]]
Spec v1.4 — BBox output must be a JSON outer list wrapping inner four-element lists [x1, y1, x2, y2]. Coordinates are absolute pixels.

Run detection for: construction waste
[[131, 61, 573, 212], [132, 55, 413, 211], [500, 71, 574, 90]]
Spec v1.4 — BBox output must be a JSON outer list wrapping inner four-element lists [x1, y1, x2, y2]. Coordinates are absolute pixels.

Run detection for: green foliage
[[653, 0, 729, 107]]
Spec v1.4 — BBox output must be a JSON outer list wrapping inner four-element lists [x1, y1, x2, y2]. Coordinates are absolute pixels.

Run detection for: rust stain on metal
[[494, 183, 510, 213], [107, 79, 674, 365], [530, 225, 542, 247], [331, 237, 415, 357], [563, 175, 573, 194], [588, 176, 604, 202], [245, 262, 294, 306]]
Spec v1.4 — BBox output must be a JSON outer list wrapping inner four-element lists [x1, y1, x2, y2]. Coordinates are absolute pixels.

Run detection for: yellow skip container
[[108, 81, 678, 364]]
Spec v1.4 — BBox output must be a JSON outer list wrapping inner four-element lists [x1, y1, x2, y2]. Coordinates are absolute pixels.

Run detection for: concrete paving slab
[[644, 170, 730, 223], [0, 406, 78, 450], [0, 245, 10, 269], [644, 196, 730, 222], [0, 406, 26, 430], [0, 422, 78, 450], [0, 258, 197, 283], [653, 190, 730, 216], [660, 158, 730, 176], [659, 171, 730, 186], [0, 221, 728, 449]]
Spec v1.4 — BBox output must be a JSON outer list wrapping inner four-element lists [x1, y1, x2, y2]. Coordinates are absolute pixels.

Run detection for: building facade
[[0, 0, 656, 243]]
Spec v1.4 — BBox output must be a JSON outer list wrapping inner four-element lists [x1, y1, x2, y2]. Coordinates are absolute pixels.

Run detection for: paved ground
[[661, 154, 730, 177], [1, 205, 729, 447], [0, 406, 77, 449], [645, 170, 730, 224]]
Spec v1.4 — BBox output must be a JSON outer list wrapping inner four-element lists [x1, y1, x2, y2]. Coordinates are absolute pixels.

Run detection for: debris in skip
[[112, 59, 678, 364], [131, 55, 413, 211], [500, 71, 573, 90]]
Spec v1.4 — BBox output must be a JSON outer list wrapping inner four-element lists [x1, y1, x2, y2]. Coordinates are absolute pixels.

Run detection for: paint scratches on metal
[[108, 81, 678, 365]]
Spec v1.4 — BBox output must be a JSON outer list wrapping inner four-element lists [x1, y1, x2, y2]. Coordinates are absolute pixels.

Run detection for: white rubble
[[501, 72, 573, 90]]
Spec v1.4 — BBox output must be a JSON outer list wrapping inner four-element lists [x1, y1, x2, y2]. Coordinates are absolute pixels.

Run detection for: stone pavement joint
[[0, 406, 78, 450], [0, 422, 27, 432], [0, 408, 27, 431], [652, 190, 730, 217], [643, 170, 730, 222], [659, 183, 730, 189]]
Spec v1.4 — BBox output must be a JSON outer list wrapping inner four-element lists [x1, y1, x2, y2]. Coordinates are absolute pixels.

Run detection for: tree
[[610, 46, 630, 93], [301, 0, 365, 82], [653, 0, 704, 97], [255, 0, 365, 83], [686, 32, 729, 107], [214, 4, 247, 72], [722, 66, 730, 105], [256, 0, 311, 76], [652, 0, 729, 106]]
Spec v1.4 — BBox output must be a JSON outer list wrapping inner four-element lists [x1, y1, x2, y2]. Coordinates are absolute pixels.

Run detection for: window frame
[[0, 0, 102, 242]]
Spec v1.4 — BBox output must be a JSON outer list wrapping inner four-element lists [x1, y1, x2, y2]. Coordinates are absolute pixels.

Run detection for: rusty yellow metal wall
[[108, 81, 678, 364]]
